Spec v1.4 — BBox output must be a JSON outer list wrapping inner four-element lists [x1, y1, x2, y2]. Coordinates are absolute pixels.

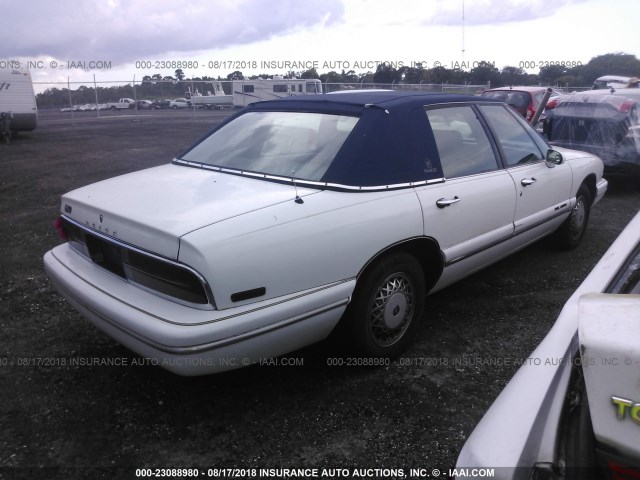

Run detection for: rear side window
[[479, 105, 544, 167], [426, 106, 499, 178]]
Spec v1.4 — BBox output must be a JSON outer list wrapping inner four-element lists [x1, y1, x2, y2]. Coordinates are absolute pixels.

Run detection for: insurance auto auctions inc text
[[193, 467, 496, 478]]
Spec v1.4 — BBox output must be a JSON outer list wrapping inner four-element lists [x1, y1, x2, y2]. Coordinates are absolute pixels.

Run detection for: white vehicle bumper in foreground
[[594, 178, 608, 206], [44, 244, 353, 375], [456, 210, 640, 476]]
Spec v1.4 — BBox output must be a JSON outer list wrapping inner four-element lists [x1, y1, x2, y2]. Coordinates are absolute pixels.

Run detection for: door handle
[[436, 196, 461, 208], [521, 177, 537, 186]]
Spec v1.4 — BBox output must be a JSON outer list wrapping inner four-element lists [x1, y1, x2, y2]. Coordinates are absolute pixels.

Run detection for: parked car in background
[[591, 75, 634, 90], [78, 104, 97, 112], [543, 88, 640, 174], [106, 98, 136, 111], [44, 92, 607, 375], [169, 98, 189, 109], [457, 210, 640, 478], [481, 86, 563, 122], [135, 100, 159, 110], [152, 99, 171, 109]]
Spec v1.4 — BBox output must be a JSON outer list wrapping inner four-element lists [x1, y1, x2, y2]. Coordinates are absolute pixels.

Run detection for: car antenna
[[291, 170, 304, 204]]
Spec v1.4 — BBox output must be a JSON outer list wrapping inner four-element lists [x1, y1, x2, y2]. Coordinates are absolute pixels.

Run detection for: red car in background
[[481, 86, 563, 122]]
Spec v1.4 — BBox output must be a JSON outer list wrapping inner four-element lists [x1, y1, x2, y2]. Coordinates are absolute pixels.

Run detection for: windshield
[[180, 111, 359, 181]]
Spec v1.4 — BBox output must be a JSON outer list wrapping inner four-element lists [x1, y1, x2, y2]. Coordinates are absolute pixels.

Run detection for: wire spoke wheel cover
[[555, 184, 591, 250], [349, 252, 425, 357], [568, 195, 587, 243], [369, 273, 414, 347]]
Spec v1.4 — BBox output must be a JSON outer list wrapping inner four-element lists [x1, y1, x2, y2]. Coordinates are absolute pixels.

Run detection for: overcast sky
[[2, 0, 639, 89]]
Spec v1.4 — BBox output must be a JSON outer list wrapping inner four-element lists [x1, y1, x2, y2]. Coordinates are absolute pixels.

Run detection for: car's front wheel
[[348, 252, 425, 358], [556, 184, 591, 249]]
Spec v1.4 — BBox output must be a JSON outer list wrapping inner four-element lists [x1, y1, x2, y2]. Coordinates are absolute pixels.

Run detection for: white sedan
[[44, 91, 607, 375]]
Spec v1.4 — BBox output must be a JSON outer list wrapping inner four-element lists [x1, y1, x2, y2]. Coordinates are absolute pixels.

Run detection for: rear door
[[414, 104, 517, 267]]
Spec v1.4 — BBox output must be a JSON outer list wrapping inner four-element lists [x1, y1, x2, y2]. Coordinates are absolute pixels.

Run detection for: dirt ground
[[1, 109, 639, 480]]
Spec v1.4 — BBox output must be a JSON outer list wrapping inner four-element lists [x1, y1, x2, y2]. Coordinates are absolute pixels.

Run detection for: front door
[[478, 104, 572, 234]]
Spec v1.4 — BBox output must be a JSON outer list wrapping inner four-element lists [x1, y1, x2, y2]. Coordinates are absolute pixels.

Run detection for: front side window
[[180, 111, 359, 181], [426, 106, 499, 178], [479, 105, 544, 167]]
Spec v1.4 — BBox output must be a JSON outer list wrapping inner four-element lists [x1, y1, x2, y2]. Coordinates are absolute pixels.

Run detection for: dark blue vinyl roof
[[247, 91, 496, 114], [182, 91, 500, 189]]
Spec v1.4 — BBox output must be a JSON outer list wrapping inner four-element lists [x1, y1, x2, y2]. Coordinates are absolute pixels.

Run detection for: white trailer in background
[[0, 70, 38, 136], [231, 78, 323, 106]]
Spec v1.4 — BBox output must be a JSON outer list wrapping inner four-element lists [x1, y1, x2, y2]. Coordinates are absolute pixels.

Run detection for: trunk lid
[[61, 164, 316, 259]]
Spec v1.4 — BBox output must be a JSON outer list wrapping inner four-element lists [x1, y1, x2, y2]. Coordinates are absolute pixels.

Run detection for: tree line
[[35, 53, 640, 109]]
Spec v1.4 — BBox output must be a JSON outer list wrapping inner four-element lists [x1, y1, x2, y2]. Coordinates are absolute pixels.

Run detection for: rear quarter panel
[[179, 188, 425, 310]]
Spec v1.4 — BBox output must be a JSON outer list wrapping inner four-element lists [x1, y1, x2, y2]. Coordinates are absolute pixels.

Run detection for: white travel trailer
[[232, 78, 323, 106], [0, 70, 38, 133]]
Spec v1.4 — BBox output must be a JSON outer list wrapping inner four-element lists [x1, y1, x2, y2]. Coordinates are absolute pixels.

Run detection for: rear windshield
[[180, 111, 359, 181], [482, 91, 531, 109], [553, 94, 639, 119]]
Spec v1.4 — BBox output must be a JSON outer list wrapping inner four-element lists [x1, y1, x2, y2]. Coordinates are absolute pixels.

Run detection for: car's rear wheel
[[562, 363, 599, 479], [348, 252, 425, 358], [556, 184, 591, 249]]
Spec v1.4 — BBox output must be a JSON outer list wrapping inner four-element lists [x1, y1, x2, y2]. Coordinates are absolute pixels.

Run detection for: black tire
[[556, 184, 591, 250], [110, 106, 116, 111], [172, 105, 177, 110], [348, 252, 425, 358], [564, 366, 599, 479]]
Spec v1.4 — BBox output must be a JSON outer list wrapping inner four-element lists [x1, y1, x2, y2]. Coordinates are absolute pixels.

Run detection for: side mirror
[[545, 149, 563, 168]]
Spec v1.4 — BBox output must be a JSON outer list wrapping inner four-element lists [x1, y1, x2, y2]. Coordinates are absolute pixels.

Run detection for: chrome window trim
[[172, 158, 445, 191]]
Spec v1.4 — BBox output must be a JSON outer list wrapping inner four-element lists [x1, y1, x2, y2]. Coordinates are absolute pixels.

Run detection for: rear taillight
[[61, 217, 212, 307], [608, 460, 640, 479], [53, 217, 67, 241], [545, 99, 558, 110], [620, 100, 635, 113], [526, 103, 535, 120]]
